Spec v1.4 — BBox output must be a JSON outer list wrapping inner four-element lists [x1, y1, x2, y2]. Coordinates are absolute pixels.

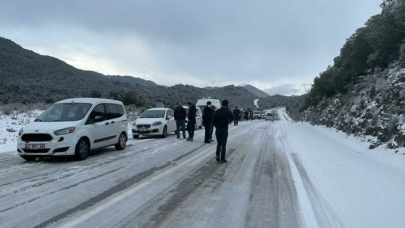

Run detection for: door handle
[[105, 122, 110, 125], [111, 121, 115, 124]]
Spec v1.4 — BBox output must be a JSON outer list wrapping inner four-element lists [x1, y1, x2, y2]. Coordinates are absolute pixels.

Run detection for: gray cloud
[[0, 0, 383, 91], [263, 84, 297, 96]]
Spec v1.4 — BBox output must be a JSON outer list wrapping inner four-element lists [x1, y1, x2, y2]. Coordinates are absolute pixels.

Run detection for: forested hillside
[[305, 0, 405, 107], [0, 37, 258, 109], [305, 0, 405, 148]]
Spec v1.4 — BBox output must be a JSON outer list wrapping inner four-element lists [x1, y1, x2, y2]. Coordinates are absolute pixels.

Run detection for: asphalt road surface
[[0, 117, 305, 228]]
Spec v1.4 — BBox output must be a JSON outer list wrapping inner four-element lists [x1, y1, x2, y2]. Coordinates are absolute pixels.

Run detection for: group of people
[[173, 100, 234, 163]]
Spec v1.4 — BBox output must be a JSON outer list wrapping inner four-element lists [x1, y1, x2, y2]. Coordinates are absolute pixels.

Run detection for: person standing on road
[[244, 110, 249, 121], [214, 100, 234, 163], [174, 103, 186, 139], [228, 107, 233, 126], [203, 101, 214, 143], [250, 110, 254, 121], [186, 102, 197, 141], [233, 106, 241, 126], [209, 105, 216, 142]]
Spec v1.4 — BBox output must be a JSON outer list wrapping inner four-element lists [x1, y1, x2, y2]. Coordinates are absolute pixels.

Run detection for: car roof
[[196, 99, 220, 105], [147, 108, 171, 111], [57, 98, 123, 105]]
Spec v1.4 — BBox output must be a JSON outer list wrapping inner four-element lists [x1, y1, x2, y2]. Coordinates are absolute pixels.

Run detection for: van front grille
[[22, 134, 53, 142]]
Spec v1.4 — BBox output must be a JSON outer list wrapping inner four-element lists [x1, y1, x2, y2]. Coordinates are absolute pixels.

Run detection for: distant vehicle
[[132, 108, 176, 139], [155, 102, 164, 108], [266, 113, 274, 121], [253, 111, 261, 119], [17, 98, 128, 161], [196, 98, 221, 114], [261, 112, 267, 119], [183, 106, 203, 129], [196, 98, 220, 124]]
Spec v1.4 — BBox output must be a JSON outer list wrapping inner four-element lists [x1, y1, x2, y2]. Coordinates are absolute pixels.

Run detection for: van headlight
[[152, 121, 162, 126], [54, 127, 76, 136], [19, 128, 23, 136]]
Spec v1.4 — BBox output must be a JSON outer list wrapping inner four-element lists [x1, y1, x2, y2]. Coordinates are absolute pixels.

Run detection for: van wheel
[[133, 135, 139, 139], [199, 125, 202, 129], [115, 133, 126, 150], [21, 156, 37, 161], [194, 123, 197, 130], [161, 126, 167, 138], [74, 138, 89, 160]]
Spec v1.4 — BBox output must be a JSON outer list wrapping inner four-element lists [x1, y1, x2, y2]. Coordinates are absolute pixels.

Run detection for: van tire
[[74, 138, 89, 160], [115, 132, 126, 150], [161, 126, 167, 138], [21, 156, 37, 161]]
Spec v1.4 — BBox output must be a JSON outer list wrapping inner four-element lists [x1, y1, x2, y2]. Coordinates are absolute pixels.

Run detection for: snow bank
[[0, 110, 44, 154], [278, 108, 405, 228]]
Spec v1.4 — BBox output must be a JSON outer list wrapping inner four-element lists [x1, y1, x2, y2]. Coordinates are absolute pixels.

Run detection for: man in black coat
[[203, 101, 214, 143], [233, 106, 241, 126], [214, 100, 234, 163], [186, 102, 197, 141], [174, 103, 186, 139]]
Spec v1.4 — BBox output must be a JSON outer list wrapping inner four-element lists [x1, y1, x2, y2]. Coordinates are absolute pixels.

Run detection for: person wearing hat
[[213, 100, 234, 163]]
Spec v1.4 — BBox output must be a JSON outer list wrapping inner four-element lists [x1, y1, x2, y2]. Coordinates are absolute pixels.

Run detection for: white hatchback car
[[132, 108, 176, 138], [17, 98, 128, 161]]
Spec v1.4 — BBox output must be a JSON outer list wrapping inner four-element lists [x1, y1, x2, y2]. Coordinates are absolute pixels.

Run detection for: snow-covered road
[[1, 108, 404, 228]]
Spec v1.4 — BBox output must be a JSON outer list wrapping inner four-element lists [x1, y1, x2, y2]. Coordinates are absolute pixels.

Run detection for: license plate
[[25, 144, 45, 150]]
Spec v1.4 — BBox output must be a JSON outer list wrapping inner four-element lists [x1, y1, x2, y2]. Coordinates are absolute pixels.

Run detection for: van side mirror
[[167, 116, 172, 120], [94, 116, 104, 122]]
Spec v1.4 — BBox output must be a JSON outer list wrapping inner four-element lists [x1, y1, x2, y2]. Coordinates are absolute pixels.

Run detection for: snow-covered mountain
[[243, 85, 269, 98]]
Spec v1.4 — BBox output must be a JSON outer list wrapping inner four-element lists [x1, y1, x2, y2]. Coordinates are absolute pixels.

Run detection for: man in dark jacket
[[244, 110, 249, 121], [203, 101, 214, 143], [233, 106, 241, 126], [214, 100, 234, 163], [186, 102, 197, 141], [174, 103, 186, 139]]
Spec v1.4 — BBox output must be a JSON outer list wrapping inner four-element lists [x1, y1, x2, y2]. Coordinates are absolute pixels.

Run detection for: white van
[[266, 112, 274, 121], [17, 98, 128, 161], [196, 98, 221, 113]]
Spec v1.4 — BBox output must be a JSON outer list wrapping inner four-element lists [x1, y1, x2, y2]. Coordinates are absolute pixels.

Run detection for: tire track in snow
[[33, 144, 207, 228]]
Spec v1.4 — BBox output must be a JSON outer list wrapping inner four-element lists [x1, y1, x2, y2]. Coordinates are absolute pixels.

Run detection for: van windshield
[[139, 110, 165, 118], [36, 103, 92, 122]]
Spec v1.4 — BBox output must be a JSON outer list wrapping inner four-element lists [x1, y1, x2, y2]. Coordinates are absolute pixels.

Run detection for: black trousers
[[234, 119, 239, 126], [204, 122, 211, 142], [216, 128, 228, 160], [187, 120, 195, 138]]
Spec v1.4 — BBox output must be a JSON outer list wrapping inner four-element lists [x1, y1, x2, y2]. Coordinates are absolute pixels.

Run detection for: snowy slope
[[0, 110, 43, 153], [277, 108, 405, 228]]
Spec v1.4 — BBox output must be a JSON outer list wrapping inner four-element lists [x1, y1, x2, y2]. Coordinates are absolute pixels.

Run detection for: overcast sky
[[0, 0, 382, 95]]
